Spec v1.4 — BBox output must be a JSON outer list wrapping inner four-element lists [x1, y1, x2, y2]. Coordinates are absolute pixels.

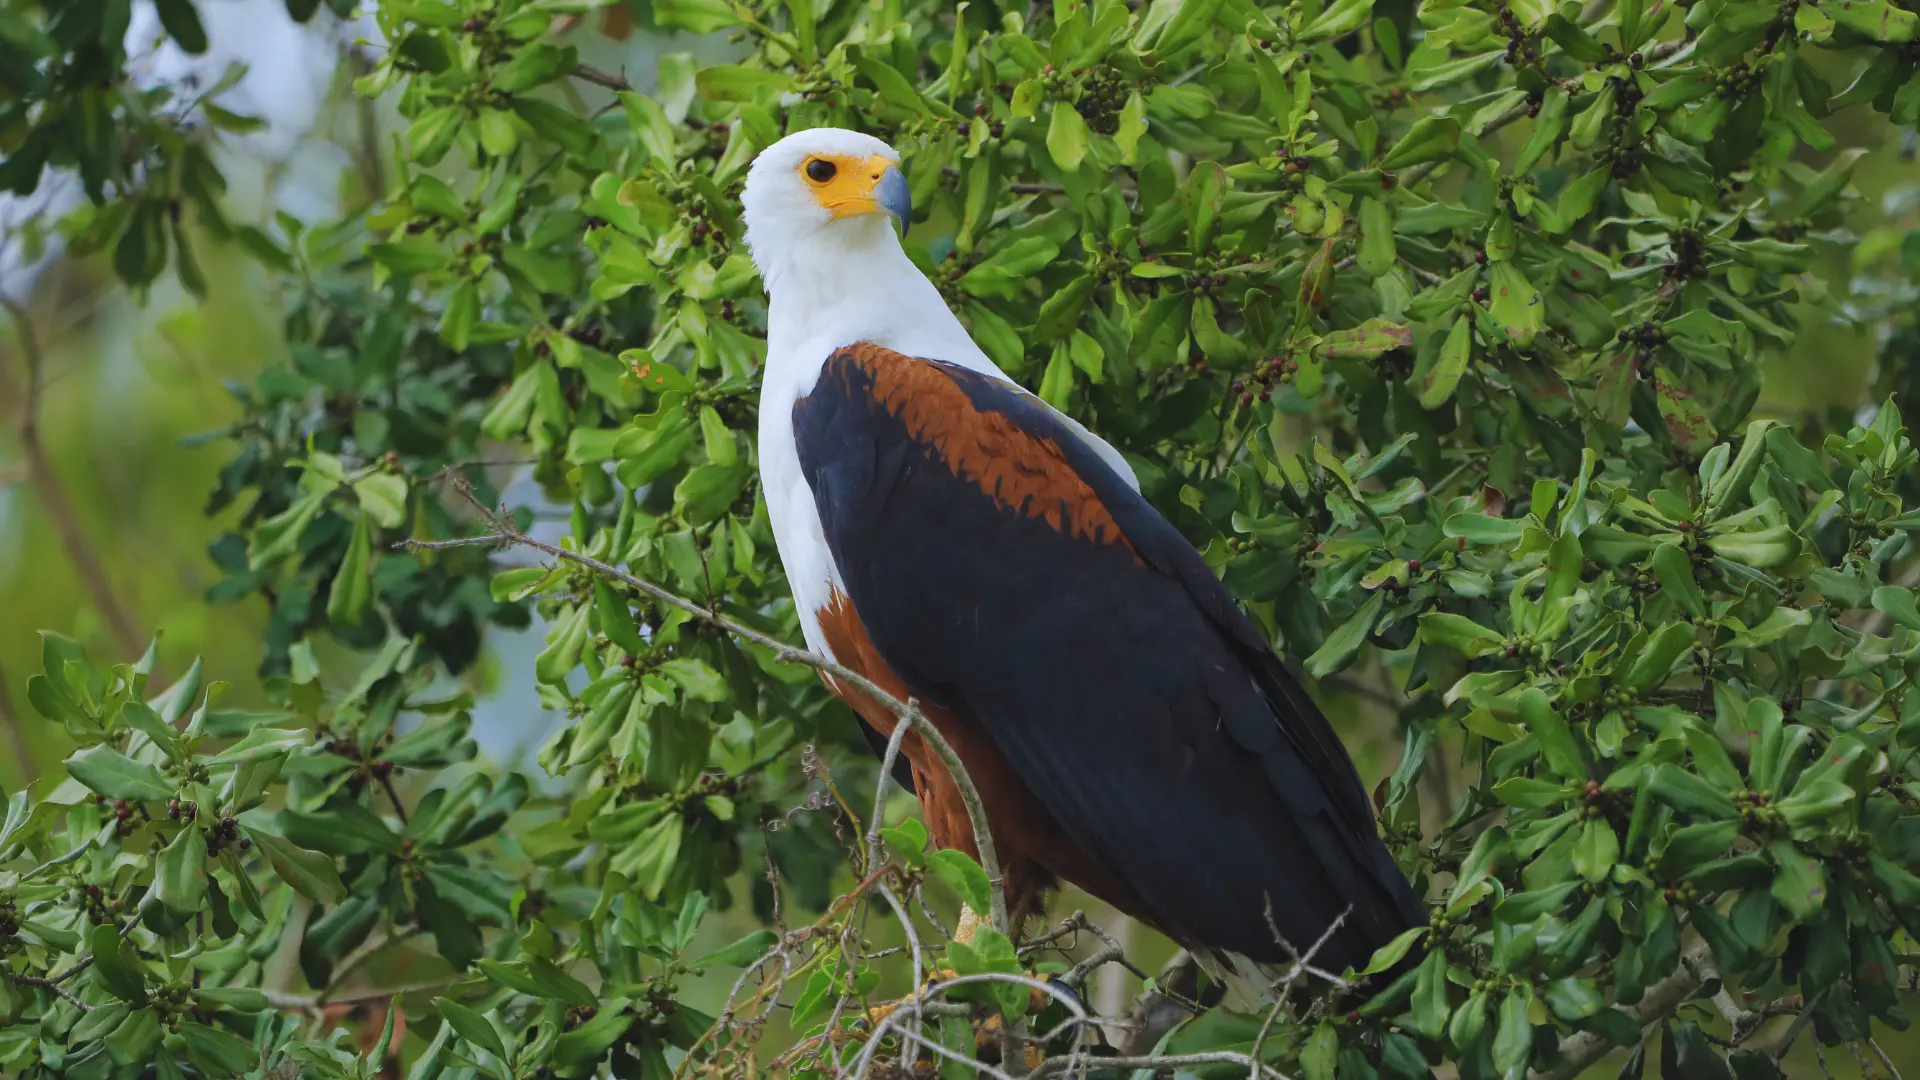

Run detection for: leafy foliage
[[4, 0, 1920, 1077]]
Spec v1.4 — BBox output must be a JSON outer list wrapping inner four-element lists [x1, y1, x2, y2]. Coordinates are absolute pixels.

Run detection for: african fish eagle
[[741, 127, 1425, 983]]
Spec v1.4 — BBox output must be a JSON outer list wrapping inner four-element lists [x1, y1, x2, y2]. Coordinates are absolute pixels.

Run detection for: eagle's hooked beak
[[875, 165, 910, 234]]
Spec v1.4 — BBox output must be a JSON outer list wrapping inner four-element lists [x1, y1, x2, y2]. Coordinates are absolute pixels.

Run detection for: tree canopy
[[3, 0, 1920, 1078]]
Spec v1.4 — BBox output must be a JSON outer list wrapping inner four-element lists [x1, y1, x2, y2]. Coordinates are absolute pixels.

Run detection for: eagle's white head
[[742, 127, 909, 293]]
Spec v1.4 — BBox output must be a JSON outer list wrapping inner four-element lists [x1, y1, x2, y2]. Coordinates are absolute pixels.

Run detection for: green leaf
[[181, 1022, 258, 1077], [658, 657, 728, 702], [155, 0, 208, 52], [477, 958, 597, 1007], [1184, 161, 1226, 253], [1419, 612, 1506, 657], [1360, 926, 1427, 975], [154, 824, 207, 917], [248, 488, 327, 568], [326, 513, 375, 629], [433, 996, 507, 1059], [1450, 990, 1490, 1053], [1317, 317, 1412, 359], [1487, 262, 1544, 346], [928, 848, 993, 915], [89, 922, 147, 1002], [1047, 102, 1091, 171], [1648, 763, 1738, 820], [695, 65, 796, 101], [245, 828, 345, 904], [1444, 513, 1526, 545], [535, 602, 592, 685], [594, 579, 646, 657], [880, 816, 931, 862], [1572, 817, 1619, 884], [1302, 0, 1377, 40], [1768, 839, 1827, 921], [1381, 116, 1462, 169], [1491, 987, 1535, 1079], [554, 996, 636, 1069], [1039, 346, 1074, 410], [192, 986, 269, 1013], [1517, 688, 1586, 779], [353, 471, 408, 529], [1623, 622, 1695, 690], [66, 745, 174, 801], [1817, 0, 1917, 39], [1871, 585, 1920, 631], [1419, 314, 1474, 408], [1544, 977, 1604, 1020], [1302, 1022, 1339, 1080], [1649, 543, 1705, 619], [274, 802, 400, 856], [1407, 47, 1503, 92], [1412, 947, 1450, 1038], [1659, 820, 1741, 872], [691, 929, 779, 970], [1306, 591, 1385, 677], [1492, 777, 1577, 808]]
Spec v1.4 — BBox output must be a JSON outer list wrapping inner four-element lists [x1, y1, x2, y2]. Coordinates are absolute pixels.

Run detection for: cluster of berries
[[1074, 65, 1132, 135]]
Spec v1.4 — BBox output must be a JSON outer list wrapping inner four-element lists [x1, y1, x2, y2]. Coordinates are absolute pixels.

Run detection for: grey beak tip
[[878, 167, 911, 234]]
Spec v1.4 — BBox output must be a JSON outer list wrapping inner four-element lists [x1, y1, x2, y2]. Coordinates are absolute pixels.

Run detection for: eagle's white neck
[[754, 218, 996, 408]]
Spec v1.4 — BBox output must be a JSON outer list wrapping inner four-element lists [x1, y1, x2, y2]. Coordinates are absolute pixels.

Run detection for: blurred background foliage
[[4, 0, 1920, 1078]]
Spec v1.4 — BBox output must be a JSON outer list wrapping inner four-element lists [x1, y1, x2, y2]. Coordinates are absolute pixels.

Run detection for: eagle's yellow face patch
[[799, 152, 898, 219]]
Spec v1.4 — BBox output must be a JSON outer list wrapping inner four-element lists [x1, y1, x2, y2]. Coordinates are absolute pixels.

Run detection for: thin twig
[[0, 295, 144, 659], [12, 974, 94, 1011], [377, 772, 409, 825], [572, 63, 633, 92]]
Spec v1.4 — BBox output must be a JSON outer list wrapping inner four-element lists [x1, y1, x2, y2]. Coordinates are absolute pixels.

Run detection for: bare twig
[[0, 295, 144, 659]]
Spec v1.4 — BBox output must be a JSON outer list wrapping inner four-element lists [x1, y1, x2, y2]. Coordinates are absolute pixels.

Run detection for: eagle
[[740, 127, 1424, 984]]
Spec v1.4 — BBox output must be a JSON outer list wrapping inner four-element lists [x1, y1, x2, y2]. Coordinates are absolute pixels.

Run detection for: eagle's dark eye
[[805, 158, 837, 183]]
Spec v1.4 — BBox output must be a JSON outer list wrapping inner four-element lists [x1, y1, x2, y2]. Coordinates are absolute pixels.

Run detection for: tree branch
[[0, 295, 145, 659], [401, 481, 1010, 935]]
